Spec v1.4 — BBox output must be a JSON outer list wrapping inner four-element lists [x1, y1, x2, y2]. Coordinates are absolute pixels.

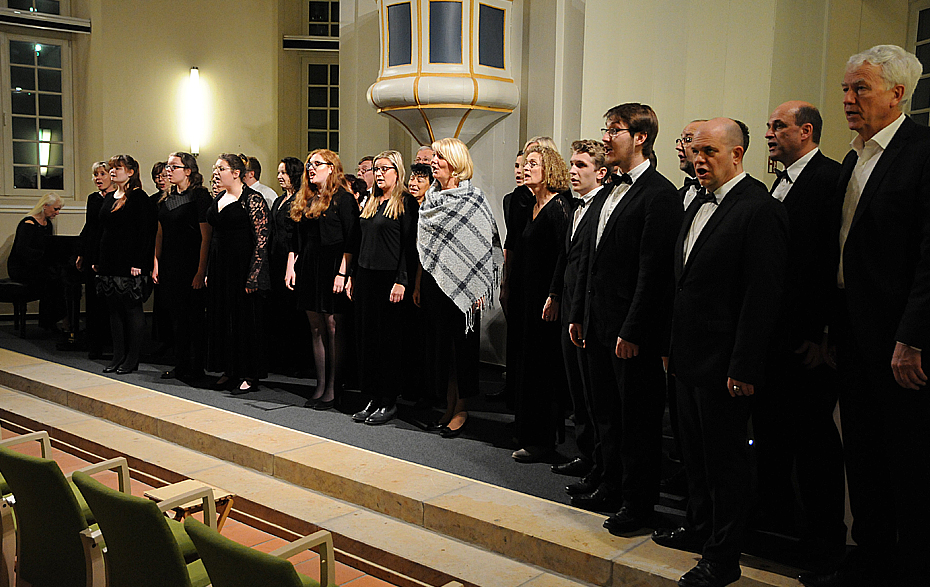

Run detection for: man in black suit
[[550, 140, 607, 478], [653, 118, 788, 587], [753, 101, 847, 565], [801, 45, 930, 587], [567, 104, 683, 532], [677, 120, 705, 210]]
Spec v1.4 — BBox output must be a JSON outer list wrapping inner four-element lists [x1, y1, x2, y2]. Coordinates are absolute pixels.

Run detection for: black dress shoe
[[565, 474, 599, 496], [425, 420, 447, 432], [570, 485, 620, 512], [652, 526, 707, 553], [440, 415, 468, 438], [603, 506, 653, 535], [678, 559, 740, 587], [230, 380, 258, 395], [352, 400, 378, 422], [161, 369, 177, 380], [551, 457, 593, 477], [365, 404, 397, 425], [311, 398, 335, 411], [115, 364, 137, 375], [798, 566, 872, 587], [211, 376, 235, 391], [103, 363, 121, 373]]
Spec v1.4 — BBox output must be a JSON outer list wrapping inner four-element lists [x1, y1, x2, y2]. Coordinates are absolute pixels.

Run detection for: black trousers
[[754, 350, 846, 546], [354, 268, 405, 403], [105, 295, 145, 369], [586, 335, 665, 512], [82, 271, 108, 355], [561, 323, 595, 462], [420, 270, 480, 401], [677, 379, 751, 565], [161, 284, 206, 376]]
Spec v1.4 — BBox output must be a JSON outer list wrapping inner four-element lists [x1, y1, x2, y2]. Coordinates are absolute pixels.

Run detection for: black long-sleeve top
[[7, 216, 53, 284], [96, 188, 156, 276], [78, 191, 107, 265], [349, 192, 418, 287]]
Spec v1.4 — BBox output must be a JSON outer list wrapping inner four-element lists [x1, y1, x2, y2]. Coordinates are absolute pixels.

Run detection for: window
[[307, 0, 339, 37], [910, 3, 930, 126], [429, 1, 462, 64], [4, 0, 64, 15], [387, 2, 412, 67], [303, 53, 339, 153], [478, 4, 505, 69], [1, 33, 73, 196]]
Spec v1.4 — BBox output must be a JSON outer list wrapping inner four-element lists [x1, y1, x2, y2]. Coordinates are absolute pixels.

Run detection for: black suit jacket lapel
[[678, 178, 745, 282], [593, 169, 651, 262], [780, 151, 823, 208], [850, 117, 915, 233], [676, 198, 704, 281]]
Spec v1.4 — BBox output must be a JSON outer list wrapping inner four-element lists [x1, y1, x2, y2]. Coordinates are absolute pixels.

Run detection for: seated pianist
[[7, 193, 69, 331]]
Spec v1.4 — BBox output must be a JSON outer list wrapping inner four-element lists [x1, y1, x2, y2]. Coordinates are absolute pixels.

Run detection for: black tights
[[106, 295, 144, 369]]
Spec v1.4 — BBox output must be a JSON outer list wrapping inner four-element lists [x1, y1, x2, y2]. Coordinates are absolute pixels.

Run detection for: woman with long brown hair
[[285, 149, 359, 410]]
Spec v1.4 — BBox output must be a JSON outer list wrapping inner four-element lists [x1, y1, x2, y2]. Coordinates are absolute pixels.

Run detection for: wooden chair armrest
[[68, 457, 131, 494], [0, 430, 51, 458], [440, 583, 464, 587], [269, 530, 334, 587], [80, 527, 106, 587], [157, 486, 217, 530]]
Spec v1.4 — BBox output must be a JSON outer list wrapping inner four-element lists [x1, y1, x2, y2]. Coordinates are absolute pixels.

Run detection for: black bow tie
[[570, 197, 589, 211], [683, 177, 701, 190], [695, 188, 716, 205], [774, 169, 792, 186], [606, 173, 632, 187]]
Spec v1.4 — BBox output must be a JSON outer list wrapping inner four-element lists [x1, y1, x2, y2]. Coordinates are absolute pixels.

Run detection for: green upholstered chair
[[184, 517, 334, 587], [71, 471, 216, 587], [0, 436, 124, 587], [1, 432, 52, 587]]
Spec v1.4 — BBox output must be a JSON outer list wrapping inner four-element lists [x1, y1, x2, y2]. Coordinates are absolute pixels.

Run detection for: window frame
[[303, 0, 340, 38], [908, 0, 930, 125], [301, 51, 340, 155], [1, 0, 70, 16], [0, 31, 74, 198]]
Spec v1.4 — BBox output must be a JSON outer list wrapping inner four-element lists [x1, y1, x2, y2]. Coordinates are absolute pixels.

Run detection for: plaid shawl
[[417, 179, 503, 332]]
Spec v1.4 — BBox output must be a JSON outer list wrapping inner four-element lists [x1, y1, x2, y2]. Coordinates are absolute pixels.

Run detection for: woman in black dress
[[266, 157, 304, 375], [510, 145, 571, 462], [285, 149, 359, 409], [206, 153, 270, 393], [95, 155, 156, 375], [345, 150, 418, 424], [7, 193, 66, 330], [76, 162, 115, 357], [153, 152, 211, 382]]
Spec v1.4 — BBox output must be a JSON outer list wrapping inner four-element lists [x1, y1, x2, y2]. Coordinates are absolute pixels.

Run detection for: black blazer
[[838, 116, 930, 360], [670, 174, 789, 386], [570, 166, 683, 352], [774, 150, 842, 350], [557, 187, 602, 326]]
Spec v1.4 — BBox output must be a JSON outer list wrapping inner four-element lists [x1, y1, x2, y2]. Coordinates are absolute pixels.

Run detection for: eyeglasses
[[212, 166, 230, 172], [357, 166, 372, 174], [675, 136, 694, 146], [307, 160, 333, 171], [524, 160, 541, 169], [373, 165, 397, 174], [601, 127, 634, 138]]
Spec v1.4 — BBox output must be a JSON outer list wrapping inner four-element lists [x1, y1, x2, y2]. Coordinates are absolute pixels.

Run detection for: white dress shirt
[[570, 185, 602, 240], [837, 113, 906, 288], [251, 181, 279, 210], [595, 159, 650, 247], [683, 171, 746, 265], [771, 147, 819, 203], [683, 183, 699, 210]]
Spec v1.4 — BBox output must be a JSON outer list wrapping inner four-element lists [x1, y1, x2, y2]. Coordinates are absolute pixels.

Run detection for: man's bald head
[[690, 118, 745, 193], [765, 100, 821, 166]]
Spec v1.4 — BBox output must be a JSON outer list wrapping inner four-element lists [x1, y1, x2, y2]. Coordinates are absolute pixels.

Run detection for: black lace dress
[[205, 187, 270, 380]]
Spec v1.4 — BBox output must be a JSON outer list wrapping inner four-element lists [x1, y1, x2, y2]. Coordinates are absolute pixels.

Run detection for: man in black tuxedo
[[753, 101, 847, 565], [801, 45, 930, 587], [677, 120, 705, 210], [653, 118, 788, 587], [550, 140, 607, 479], [567, 104, 683, 532]]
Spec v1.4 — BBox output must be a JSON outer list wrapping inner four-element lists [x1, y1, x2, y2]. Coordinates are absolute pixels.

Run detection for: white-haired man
[[801, 44, 930, 587]]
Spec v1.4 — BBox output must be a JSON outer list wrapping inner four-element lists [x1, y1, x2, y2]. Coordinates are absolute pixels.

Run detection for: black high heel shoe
[[231, 380, 258, 395], [439, 413, 469, 438], [103, 361, 123, 373]]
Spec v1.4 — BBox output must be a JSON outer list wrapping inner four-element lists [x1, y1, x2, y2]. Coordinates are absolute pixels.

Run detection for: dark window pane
[[308, 87, 327, 107], [330, 64, 339, 84], [37, 69, 62, 93], [913, 111, 929, 127], [330, 87, 339, 107], [388, 2, 412, 66], [330, 24, 339, 37], [39, 93, 62, 117], [308, 64, 328, 83], [919, 9, 930, 42], [917, 43, 930, 76], [912, 77, 930, 111], [14, 167, 39, 190], [45, 143, 63, 167], [330, 110, 339, 130], [310, 1, 329, 21], [330, 132, 339, 152], [11, 91, 36, 115], [8, 0, 32, 10], [11, 66, 35, 91], [331, 2, 340, 21], [308, 131, 327, 152], [308, 109, 327, 129], [36, 0, 60, 14], [41, 167, 64, 190], [309, 24, 328, 36], [14, 142, 38, 165], [429, 1, 462, 63], [479, 4, 505, 69], [36, 44, 61, 68], [12, 117, 36, 140], [10, 41, 35, 66], [39, 118, 63, 142]]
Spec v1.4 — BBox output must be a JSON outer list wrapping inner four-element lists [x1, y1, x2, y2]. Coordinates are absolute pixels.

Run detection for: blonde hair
[[524, 136, 557, 152], [361, 150, 408, 220], [28, 193, 63, 218], [91, 161, 110, 174], [431, 138, 473, 181], [291, 149, 347, 221], [524, 145, 570, 193]]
